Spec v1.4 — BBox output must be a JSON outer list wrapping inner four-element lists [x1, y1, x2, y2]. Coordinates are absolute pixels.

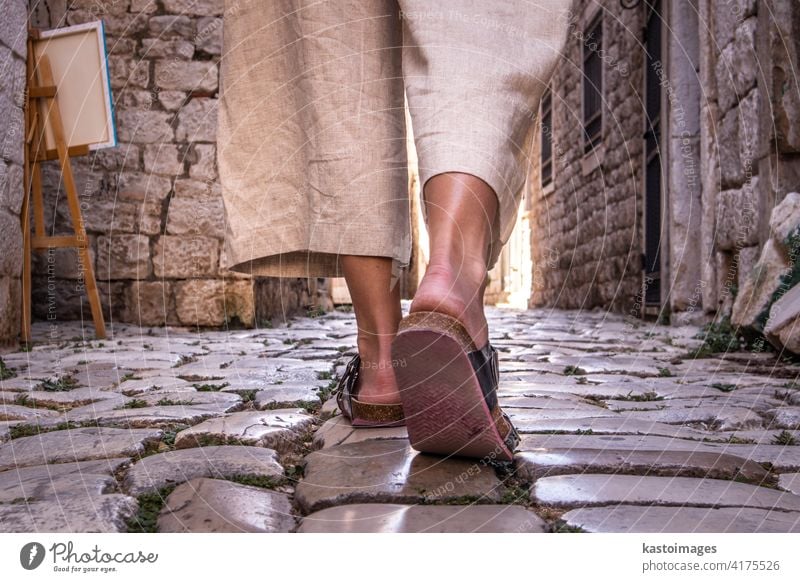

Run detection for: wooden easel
[[20, 26, 106, 344]]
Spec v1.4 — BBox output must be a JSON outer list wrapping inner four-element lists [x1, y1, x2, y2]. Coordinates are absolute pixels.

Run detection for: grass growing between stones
[[0, 357, 16, 380], [125, 485, 178, 533], [160, 424, 191, 449], [563, 365, 587, 376], [685, 316, 766, 359], [772, 430, 797, 445], [550, 519, 587, 533], [116, 399, 149, 409], [37, 375, 80, 392], [13, 394, 67, 411], [616, 390, 663, 402], [316, 378, 339, 404], [193, 382, 229, 391], [8, 419, 102, 440], [154, 397, 195, 406], [227, 473, 286, 490]]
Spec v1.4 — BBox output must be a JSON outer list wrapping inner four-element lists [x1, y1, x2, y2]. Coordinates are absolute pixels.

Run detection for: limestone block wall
[[701, 0, 800, 317], [0, 0, 27, 345], [529, 2, 646, 312], [25, 0, 316, 330]]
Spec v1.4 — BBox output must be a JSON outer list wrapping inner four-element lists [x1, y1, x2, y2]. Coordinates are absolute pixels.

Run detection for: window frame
[[581, 10, 604, 155]]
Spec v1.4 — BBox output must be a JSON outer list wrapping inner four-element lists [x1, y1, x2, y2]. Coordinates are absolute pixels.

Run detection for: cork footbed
[[392, 311, 516, 462]]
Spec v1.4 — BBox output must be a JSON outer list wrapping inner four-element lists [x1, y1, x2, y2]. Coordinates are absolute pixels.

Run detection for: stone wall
[[703, 0, 800, 318], [0, 1, 27, 346], [529, 1, 646, 313], [529, 0, 800, 323], [25, 0, 317, 331]]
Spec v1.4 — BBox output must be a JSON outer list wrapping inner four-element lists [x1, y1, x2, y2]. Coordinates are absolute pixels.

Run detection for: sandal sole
[[391, 313, 515, 462]]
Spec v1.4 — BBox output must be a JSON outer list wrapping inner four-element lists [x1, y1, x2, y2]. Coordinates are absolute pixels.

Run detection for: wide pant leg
[[218, 0, 410, 278], [218, 0, 571, 278], [398, 0, 572, 270]]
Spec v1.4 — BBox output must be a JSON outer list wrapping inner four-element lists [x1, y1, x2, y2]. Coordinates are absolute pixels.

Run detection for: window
[[582, 12, 603, 153], [540, 86, 553, 188]]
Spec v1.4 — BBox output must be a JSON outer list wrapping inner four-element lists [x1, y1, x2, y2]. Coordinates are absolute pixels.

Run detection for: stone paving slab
[[0, 404, 61, 422], [560, 505, 800, 533], [312, 415, 408, 449], [297, 503, 547, 533], [518, 433, 800, 471], [778, 473, 800, 495], [512, 415, 716, 439], [295, 440, 505, 514], [497, 395, 597, 409], [254, 384, 323, 409], [0, 427, 162, 471], [767, 406, 800, 429], [546, 355, 666, 376], [115, 375, 195, 395], [11, 387, 121, 410], [604, 400, 667, 411], [722, 429, 800, 444], [531, 474, 800, 511], [45, 403, 237, 429], [123, 445, 285, 496], [624, 394, 785, 413], [620, 406, 764, 431], [157, 477, 296, 533], [0, 458, 130, 502], [173, 408, 313, 452], [514, 448, 770, 483], [498, 380, 719, 401], [0, 494, 138, 532], [505, 407, 618, 422]]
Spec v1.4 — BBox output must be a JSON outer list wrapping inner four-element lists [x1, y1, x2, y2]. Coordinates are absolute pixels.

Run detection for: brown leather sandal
[[334, 354, 405, 428], [391, 311, 520, 462]]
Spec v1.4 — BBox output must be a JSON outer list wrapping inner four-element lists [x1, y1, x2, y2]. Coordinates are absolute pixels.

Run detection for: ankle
[[356, 334, 395, 366]]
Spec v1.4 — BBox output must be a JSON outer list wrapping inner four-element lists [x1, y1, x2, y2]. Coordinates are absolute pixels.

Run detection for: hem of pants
[[220, 221, 411, 279]]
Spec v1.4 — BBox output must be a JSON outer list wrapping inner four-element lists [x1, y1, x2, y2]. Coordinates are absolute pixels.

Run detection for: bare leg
[[410, 172, 498, 349], [340, 255, 402, 404]]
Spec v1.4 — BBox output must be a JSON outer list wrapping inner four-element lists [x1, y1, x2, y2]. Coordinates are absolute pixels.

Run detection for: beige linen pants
[[217, 0, 572, 278]]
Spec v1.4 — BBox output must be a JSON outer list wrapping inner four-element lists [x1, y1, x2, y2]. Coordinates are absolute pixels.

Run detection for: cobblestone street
[[2, 303, 800, 533]]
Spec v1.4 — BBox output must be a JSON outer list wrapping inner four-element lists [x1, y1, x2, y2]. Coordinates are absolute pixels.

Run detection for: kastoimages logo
[[20, 542, 46, 570]]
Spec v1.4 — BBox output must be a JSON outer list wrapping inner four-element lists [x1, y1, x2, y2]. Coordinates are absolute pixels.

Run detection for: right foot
[[408, 255, 490, 349]]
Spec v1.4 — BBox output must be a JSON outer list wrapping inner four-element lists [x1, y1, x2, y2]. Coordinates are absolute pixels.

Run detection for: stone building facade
[[528, 0, 800, 325], [18, 0, 321, 336], [0, 1, 27, 346]]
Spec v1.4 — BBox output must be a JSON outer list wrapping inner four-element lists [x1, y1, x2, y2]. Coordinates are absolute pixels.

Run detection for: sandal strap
[[334, 354, 405, 425], [466, 341, 499, 411], [468, 341, 520, 455], [334, 353, 361, 420]]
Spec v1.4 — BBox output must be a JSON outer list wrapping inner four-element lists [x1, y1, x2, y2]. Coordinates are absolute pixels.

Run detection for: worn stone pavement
[[2, 302, 800, 533]]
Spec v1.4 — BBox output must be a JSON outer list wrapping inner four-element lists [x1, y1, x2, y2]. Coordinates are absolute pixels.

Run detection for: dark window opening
[[644, 0, 663, 307], [540, 86, 553, 188], [583, 13, 603, 153]]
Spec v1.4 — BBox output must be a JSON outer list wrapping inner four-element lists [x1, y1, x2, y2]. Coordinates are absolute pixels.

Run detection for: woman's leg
[[340, 255, 403, 405], [410, 172, 498, 350]]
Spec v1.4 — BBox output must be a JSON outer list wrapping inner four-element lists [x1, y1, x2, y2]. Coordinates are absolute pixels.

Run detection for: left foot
[[352, 336, 402, 405]]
